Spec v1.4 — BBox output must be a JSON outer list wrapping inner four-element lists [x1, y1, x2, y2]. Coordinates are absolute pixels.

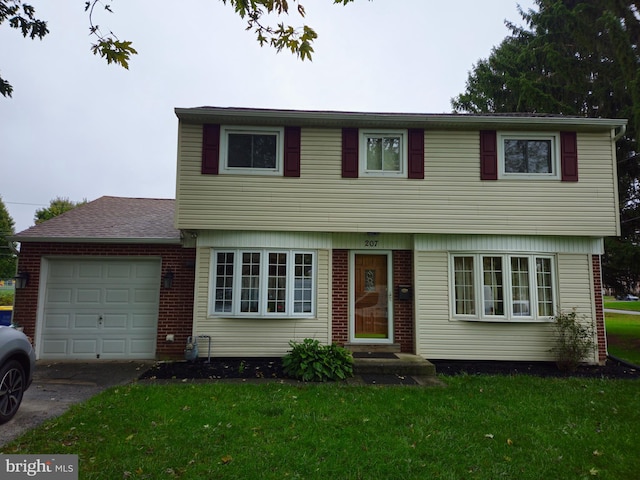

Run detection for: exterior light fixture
[[163, 270, 174, 289], [14, 271, 30, 289]]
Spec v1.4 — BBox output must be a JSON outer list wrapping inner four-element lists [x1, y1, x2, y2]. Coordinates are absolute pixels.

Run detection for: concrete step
[[352, 353, 436, 377]]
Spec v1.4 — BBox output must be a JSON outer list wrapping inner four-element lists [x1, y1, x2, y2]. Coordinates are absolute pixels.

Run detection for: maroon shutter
[[480, 130, 498, 180], [408, 129, 425, 179], [284, 127, 301, 177], [342, 128, 359, 178], [202, 124, 220, 175], [560, 131, 578, 182]]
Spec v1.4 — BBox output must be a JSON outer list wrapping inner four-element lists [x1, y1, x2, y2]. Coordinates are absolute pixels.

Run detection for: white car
[[0, 326, 36, 424]]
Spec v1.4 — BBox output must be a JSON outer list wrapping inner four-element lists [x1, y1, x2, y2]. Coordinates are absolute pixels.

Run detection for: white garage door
[[40, 258, 161, 360]]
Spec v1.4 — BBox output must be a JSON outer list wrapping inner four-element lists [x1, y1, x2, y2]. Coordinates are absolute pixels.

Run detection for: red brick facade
[[592, 254, 607, 363], [331, 249, 415, 353], [13, 242, 196, 359]]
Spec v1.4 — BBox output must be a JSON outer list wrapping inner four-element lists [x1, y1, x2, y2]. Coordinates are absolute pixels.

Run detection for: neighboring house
[[11, 197, 195, 360], [174, 107, 626, 364]]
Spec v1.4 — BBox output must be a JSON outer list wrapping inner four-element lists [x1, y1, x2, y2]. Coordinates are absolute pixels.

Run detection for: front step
[[344, 343, 401, 353], [352, 353, 436, 377]]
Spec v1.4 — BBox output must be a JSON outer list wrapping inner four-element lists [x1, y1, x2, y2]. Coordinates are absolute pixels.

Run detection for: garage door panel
[[78, 263, 103, 279], [41, 339, 69, 355], [101, 339, 127, 355], [40, 258, 161, 360], [72, 339, 99, 354], [106, 263, 133, 279], [105, 288, 130, 303], [76, 288, 102, 304], [74, 314, 99, 329], [103, 314, 128, 329], [44, 314, 71, 329], [46, 288, 73, 304]]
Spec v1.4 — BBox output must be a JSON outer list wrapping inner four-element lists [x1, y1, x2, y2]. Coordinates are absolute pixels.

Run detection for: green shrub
[[551, 309, 596, 371], [0, 291, 13, 306], [282, 338, 354, 382]]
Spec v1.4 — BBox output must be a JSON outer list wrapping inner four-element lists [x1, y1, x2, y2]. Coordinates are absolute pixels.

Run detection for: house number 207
[[364, 240, 378, 247]]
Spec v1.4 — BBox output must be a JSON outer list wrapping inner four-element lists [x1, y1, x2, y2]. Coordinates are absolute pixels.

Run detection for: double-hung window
[[211, 249, 315, 317], [220, 126, 284, 175], [451, 253, 556, 321], [498, 133, 560, 179], [360, 129, 407, 177]]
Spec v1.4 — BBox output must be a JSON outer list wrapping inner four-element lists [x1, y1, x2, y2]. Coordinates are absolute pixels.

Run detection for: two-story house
[[174, 107, 626, 364]]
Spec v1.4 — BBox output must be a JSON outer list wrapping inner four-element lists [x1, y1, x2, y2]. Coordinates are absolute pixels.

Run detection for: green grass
[[3, 377, 639, 479], [605, 311, 640, 365], [603, 296, 640, 312]]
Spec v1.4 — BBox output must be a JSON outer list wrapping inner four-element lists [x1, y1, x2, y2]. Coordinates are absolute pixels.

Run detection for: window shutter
[[479, 130, 498, 180], [283, 126, 301, 177], [342, 128, 359, 178], [408, 129, 425, 179], [202, 124, 220, 175], [560, 131, 578, 182]]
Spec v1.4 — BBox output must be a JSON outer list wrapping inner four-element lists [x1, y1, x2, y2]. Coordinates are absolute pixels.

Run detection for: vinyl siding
[[176, 125, 619, 237], [414, 251, 597, 362], [191, 247, 330, 357]]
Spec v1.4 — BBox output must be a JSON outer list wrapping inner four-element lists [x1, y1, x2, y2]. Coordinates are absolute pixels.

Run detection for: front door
[[354, 253, 390, 340]]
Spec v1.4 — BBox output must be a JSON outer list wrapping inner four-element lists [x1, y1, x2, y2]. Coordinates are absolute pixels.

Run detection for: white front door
[[39, 258, 161, 360]]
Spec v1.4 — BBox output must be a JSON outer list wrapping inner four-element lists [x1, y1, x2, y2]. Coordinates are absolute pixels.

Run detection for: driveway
[[0, 360, 152, 447]]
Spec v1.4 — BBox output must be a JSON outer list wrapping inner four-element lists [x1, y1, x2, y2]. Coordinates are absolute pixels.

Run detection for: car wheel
[[0, 360, 26, 424]]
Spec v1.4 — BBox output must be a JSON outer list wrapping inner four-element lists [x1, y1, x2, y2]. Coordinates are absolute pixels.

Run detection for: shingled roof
[[12, 196, 180, 244]]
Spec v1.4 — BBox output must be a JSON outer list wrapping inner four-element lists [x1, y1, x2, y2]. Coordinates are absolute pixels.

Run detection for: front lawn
[[603, 296, 640, 312], [3, 377, 638, 479]]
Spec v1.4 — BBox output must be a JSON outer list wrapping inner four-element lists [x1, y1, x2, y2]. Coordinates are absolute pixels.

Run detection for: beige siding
[[415, 251, 596, 362], [191, 248, 330, 357], [177, 125, 618, 236]]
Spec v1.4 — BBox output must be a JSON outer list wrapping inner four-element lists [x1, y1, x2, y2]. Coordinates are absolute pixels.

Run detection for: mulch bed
[[139, 356, 640, 381]]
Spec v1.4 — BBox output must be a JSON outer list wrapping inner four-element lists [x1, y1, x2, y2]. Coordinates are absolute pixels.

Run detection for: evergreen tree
[[452, 0, 639, 293]]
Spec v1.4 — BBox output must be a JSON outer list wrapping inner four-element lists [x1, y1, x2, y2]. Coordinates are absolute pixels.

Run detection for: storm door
[[353, 253, 391, 341]]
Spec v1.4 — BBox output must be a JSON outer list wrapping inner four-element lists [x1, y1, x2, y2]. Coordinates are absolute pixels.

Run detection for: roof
[[12, 196, 180, 244], [174, 106, 627, 133]]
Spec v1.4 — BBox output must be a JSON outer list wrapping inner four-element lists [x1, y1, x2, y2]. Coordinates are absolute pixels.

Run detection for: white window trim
[[219, 125, 284, 175], [497, 132, 561, 180], [209, 249, 316, 318], [359, 129, 408, 178], [449, 253, 557, 322]]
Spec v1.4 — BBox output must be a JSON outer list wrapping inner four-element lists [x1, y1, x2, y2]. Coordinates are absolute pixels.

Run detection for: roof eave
[[9, 236, 182, 245], [174, 106, 628, 132]]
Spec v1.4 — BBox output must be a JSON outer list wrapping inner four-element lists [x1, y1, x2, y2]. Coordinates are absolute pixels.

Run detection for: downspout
[[613, 124, 627, 142]]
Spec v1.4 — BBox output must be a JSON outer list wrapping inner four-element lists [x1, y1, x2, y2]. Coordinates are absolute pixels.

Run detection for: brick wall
[[392, 250, 415, 353], [592, 254, 607, 364], [331, 249, 349, 345], [13, 242, 196, 359]]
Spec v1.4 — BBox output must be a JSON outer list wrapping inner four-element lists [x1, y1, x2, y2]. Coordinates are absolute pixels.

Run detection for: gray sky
[[1, 0, 535, 233]]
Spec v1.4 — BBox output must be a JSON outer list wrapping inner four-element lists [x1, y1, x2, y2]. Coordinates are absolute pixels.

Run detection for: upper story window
[[359, 130, 408, 177], [498, 133, 560, 179], [220, 126, 284, 175]]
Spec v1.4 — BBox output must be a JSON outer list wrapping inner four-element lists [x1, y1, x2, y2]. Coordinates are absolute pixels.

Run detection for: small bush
[[0, 291, 14, 306], [283, 338, 354, 382], [551, 309, 596, 371]]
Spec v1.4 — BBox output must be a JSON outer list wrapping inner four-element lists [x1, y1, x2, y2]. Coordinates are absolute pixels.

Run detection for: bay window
[[451, 253, 556, 321], [211, 249, 315, 317]]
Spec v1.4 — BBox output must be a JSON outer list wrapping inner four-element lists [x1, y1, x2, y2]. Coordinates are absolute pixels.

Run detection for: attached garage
[[39, 258, 161, 360], [11, 196, 197, 360]]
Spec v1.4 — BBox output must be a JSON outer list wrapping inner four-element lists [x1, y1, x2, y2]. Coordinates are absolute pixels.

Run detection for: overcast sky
[[1, 0, 535, 233]]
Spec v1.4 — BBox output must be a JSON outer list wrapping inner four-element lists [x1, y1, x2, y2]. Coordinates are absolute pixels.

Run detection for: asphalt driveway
[[0, 360, 151, 447]]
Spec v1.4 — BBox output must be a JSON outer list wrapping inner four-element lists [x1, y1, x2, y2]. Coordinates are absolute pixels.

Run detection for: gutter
[[7, 236, 183, 246]]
